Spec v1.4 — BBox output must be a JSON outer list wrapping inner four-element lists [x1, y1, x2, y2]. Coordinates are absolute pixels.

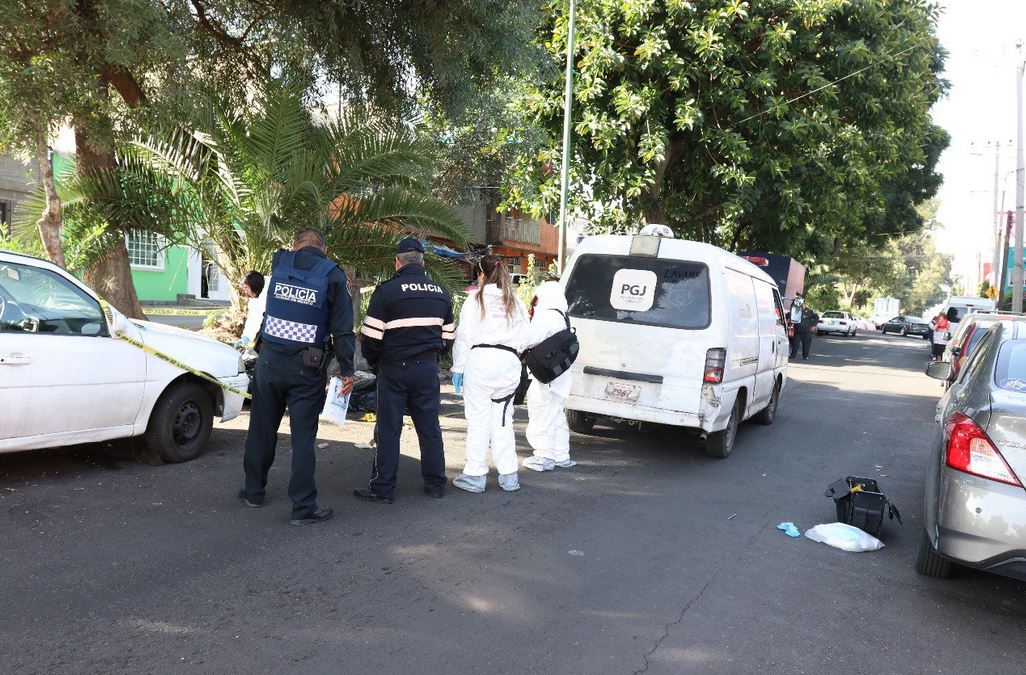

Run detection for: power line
[[737, 44, 920, 126]]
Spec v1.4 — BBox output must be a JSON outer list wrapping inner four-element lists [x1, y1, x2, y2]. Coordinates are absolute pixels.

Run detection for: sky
[[931, 0, 1026, 291]]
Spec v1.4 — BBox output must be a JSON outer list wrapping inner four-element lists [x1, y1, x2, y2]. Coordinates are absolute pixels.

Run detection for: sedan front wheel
[[145, 381, 214, 463]]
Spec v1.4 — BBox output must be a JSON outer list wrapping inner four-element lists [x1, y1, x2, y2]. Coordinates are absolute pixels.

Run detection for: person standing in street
[[930, 312, 951, 361], [239, 228, 354, 525], [790, 304, 819, 360], [237, 270, 267, 348], [354, 237, 455, 503], [522, 281, 575, 472], [451, 255, 530, 493]]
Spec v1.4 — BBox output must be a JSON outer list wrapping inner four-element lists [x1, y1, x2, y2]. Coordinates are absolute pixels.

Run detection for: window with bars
[[126, 230, 164, 269]]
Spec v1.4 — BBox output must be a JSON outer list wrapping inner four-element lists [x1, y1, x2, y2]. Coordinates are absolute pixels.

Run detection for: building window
[[503, 256, 522, 271], [126, 230, 165, 270]]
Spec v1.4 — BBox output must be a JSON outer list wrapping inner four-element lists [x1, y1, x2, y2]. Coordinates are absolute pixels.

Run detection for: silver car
[[920, 318, 1026, 580]]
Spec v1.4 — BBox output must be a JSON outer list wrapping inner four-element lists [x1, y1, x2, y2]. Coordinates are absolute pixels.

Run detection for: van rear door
[[563, 254, 713, 416]]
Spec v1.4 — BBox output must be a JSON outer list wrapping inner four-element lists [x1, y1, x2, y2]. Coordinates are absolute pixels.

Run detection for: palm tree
[[22, 80, 469, 314]]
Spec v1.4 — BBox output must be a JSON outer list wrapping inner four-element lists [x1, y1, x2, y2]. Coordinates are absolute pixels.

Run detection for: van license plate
[[605, 381, 641, 402]]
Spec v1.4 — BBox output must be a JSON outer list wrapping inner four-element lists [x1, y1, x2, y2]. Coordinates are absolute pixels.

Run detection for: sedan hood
[[986, 389, 1026, 487], [129, 320, 240, 378]]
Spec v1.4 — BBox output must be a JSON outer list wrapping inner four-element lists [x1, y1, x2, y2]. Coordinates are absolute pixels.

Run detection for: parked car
[[880, 315, 930, 338], [943, 313, 1011, 381], [817, 310, 858, 336], [919, 318, 1026, 580], [942, 295, 996, 327], [0, 251, 249, 462], [561, 228, 789, 459]]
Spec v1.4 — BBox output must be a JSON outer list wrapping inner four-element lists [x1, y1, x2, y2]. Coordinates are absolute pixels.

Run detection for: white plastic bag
[[804, 522, 885, 552], [320, 376, 351, 429]]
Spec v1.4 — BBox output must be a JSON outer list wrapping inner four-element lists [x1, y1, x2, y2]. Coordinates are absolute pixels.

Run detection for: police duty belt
[[101, 302, 252, 401]]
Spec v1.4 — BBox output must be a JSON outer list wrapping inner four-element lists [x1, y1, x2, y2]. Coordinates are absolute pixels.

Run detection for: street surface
[[2, 332, 1024, 673]]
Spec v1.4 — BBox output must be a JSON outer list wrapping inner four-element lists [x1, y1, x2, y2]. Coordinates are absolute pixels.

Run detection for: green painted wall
[[131, 246, 190, 302]]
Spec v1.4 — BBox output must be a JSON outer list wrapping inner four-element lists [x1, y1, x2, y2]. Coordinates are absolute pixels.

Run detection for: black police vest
[[261, 252, 335, 348]]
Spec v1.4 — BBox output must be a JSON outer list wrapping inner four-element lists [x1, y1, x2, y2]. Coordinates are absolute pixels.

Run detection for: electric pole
[[556, 0, 577, 274], [1014, 42, 1025, 313]]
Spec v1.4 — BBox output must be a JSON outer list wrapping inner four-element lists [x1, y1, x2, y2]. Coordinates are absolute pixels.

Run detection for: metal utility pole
[[992, 144, 1002, 296], [1015, 45, 1026, 312], [556, 0, 577, 274]]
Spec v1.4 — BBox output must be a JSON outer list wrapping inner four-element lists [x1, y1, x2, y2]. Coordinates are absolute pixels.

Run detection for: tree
[[0, 0, 539, 316], [22, 82, 469, 317], [508, 0, 948, 261]]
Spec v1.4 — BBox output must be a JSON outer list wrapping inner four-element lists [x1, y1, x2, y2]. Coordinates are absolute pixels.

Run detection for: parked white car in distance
[[817, 310, 858, 336], [0, 251, 250, 462]]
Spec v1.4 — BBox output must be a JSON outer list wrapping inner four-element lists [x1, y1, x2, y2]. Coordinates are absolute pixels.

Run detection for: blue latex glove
[[777, 522, 801, 538], [234, 337, 250, 349], [452, 372, 464, 393]]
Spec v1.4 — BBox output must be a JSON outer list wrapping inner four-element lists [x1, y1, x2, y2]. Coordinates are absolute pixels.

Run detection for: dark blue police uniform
[[241, 246, 354, 521], [355, 238, 454, 501]]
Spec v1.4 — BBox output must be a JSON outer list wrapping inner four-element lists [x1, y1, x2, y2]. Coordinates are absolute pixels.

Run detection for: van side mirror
[[925, 361, 954, 382]]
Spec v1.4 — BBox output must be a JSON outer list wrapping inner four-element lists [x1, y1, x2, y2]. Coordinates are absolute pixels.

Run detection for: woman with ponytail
[[451, 255, 530, 493]]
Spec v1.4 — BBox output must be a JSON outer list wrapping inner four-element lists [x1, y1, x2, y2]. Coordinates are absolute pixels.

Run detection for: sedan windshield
[[823, 311, 845, 318]]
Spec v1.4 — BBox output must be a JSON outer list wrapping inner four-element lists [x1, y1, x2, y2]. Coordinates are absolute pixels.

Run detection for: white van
[[560, 232, 789, 458], [942, 295, 996, 325]]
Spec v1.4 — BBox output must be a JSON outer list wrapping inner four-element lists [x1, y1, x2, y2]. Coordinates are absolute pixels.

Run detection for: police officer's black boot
[[352, 488, 394, 504], [290, 507, 335, 525]]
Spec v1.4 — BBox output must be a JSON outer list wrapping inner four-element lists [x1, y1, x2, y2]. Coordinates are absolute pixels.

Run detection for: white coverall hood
[[532, 281, 568, 314]]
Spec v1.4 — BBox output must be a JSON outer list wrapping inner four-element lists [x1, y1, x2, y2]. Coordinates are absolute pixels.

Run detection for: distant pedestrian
[[930, 312, 951, 361], [237, 270, 266, 348], [790, 306, 819, 361]]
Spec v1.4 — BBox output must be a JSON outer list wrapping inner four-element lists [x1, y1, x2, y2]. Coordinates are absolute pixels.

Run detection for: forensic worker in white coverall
[[522, 281, 575, 472], [451, 255, 530, 493]]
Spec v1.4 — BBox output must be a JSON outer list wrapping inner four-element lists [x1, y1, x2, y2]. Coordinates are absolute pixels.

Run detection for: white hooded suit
[[452, 285, 530, 478], [524, 282, 573, 465]]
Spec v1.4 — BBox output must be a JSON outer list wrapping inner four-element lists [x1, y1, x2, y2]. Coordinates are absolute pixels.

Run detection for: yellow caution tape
[[101, 302, 252, 400]]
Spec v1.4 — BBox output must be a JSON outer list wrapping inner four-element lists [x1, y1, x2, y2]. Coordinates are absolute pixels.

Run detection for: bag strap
[[552, 308, 570, 329]]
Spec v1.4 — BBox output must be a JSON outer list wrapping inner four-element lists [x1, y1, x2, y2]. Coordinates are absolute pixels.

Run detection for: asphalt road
[[2, 331, 1025, 673]]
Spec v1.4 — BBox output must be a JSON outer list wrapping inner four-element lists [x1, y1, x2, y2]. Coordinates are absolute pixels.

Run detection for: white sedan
[[0, 251, 250, 462], [817, 310, 859, 336]]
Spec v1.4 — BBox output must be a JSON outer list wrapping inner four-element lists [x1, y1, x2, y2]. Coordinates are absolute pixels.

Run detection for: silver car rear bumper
[[932, 466, 1026, 578]]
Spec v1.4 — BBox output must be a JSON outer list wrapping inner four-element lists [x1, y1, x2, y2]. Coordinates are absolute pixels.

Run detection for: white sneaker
[[555, 459, 577, 468], [523, 456, 556, 472]]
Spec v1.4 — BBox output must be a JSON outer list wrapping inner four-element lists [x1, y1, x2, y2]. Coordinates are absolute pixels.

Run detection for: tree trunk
[[74, 125, 147, 319], [642, 137, 684, 227], [34, 141, 64, 268], [83, 244, 146, 318]]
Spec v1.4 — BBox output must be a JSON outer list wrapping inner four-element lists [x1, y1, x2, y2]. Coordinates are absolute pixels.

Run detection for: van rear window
[[564, 254, 711, 329]]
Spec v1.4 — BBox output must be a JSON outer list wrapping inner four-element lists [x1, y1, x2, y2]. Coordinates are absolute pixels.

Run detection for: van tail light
[[704, 348, 726, 384], [944, 412, 1022, 487]]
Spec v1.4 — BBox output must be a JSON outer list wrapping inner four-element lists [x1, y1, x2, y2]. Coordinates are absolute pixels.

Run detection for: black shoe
[[238, 489, 264, 508], [290, 508, 334, 526], [353, 488, 394, 504], [424, 486, 445, 499]]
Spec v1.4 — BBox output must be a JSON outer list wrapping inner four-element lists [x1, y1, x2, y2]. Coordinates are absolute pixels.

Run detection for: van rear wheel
[[706, 395, 743, 459], [567, 410, 596, 434]]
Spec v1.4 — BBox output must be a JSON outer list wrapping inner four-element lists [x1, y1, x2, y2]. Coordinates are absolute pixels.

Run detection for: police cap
[[396, 237, 424, 254]]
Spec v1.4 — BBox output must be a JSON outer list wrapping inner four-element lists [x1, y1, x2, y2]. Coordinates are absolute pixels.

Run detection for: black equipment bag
[[825, 476, 901, 537], [522, 310, 579, 384]]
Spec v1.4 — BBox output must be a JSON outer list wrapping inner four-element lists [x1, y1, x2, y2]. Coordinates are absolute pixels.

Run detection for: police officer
[[239, 228, 355, 525], [353, 237, 455, 503]]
